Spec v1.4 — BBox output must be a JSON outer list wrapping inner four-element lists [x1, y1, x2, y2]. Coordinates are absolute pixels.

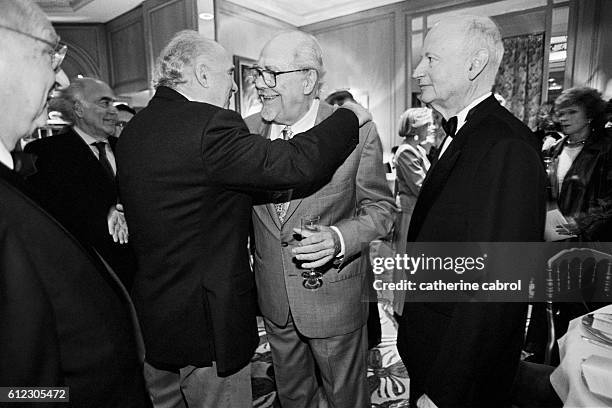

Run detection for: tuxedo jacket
[[24, 128, 136, 288], [115, 86, 359, 375], [399, 95, 547, 407], [0, 163, 149, 407], [245, 102, 395, 338]]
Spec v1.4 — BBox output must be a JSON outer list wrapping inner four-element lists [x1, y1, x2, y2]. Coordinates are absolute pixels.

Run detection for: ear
[[194, 61, 209, 88], [303, 69, 318, 95], [73, 100, 84, 118], [467, 48, 489, 81]]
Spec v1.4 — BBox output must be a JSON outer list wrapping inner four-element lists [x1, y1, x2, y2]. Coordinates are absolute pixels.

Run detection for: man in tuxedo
[[394, 15, 547, 408], [25, 77, 136, 289], [0, 1, 150, 405], [115, 30, 370, 408], [245, 31, 395, 408]]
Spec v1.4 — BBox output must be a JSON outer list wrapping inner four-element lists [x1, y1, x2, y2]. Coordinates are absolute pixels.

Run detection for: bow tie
[[441, 116, 458, 137]]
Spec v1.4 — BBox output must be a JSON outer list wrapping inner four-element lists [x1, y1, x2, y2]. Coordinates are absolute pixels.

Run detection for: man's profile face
[[1, 27, 57, 149], [205, 50, 237, 109], [77, 81, 118, 139], [412, 23, 469, 112], [255, 39, 312, 125]]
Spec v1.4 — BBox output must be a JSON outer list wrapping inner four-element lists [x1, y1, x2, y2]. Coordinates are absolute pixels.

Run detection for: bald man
[[395, 16, 546, 408], [0, 1, 149, 405], [25, 77, 136, 289], [245, 31, 394, 408]]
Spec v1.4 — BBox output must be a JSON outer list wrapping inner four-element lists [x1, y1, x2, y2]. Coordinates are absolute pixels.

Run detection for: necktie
[[92, 141, 115, 180], [275, 126, 293, 223]]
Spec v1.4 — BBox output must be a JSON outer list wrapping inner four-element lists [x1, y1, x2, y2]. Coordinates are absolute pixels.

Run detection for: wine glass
[[300, 215, 323, 290]]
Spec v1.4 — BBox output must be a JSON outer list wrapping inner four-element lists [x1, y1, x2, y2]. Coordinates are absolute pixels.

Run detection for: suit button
[[281, 242, 289, 247]]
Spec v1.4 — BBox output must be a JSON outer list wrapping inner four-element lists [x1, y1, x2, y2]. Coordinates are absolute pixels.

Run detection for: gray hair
[[51, 77, 94, 122], [0, 0, 57, 45], [272, 31, 326, 96], [461, 15, 504, 76], [154, 30, 224, 89]]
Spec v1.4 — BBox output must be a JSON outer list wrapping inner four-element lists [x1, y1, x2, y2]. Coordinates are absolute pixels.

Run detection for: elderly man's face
[[205, 50, 237, 109], [255, 39, 313, 125], [76, 81, 118, 139], [0, 28, 57, 149], [413, 24, 470, 112]]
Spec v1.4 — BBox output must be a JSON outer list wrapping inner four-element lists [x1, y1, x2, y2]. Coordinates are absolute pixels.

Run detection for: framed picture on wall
[[232, 55, 262, 117]]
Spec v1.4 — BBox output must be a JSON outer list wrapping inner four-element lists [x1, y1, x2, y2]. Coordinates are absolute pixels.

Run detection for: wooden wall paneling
[[106, 6, 149, 94], [492, 7, 546, 37], [565, 0, 612, 93], [55, 24, 109, 82], [308, 13, 396, 154], [143, 0, 198, 83]]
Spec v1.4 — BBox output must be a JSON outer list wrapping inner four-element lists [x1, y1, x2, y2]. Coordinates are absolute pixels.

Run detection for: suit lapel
[[67, 129, 116, 189], [254, 122, 283, 230], [283, 103, 332, 224], [408, 96, 499, 241]]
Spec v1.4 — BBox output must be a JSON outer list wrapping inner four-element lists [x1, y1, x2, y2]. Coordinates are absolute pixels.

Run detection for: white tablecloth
[[550, 304, 612, 407]]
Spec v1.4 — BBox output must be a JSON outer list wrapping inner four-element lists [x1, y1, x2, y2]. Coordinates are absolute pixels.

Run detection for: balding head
[[412, 15, 504, 118], [56, 77, 118, 140], [255, 31, 324, 124], [154, 30, 236, 108], [0, 0, 58, 151]]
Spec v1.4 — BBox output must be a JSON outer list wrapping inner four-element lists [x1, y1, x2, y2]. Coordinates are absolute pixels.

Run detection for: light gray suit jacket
[[245, 102, 395, 338]]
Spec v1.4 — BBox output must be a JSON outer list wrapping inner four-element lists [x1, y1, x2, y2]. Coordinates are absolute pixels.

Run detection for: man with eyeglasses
[[244, 30, 395, 407], [25, 77, 136, 290], [0, 1, 150, 406]]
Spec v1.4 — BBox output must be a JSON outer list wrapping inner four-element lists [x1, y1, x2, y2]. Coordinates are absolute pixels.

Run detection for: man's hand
[[339, 101, 372, 127], [107, 204, 129, 244], [292, 225, 340, 268], [555, 216, 579, 236], [417, 394, 438, 408]]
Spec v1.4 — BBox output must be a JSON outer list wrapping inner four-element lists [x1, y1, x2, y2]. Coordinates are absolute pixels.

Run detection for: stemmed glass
[[300, 215, 323, 290]]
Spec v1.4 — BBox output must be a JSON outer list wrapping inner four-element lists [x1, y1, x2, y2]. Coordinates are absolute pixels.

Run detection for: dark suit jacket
[[0, 163, 149, 407], [115, 86, 359, 375], [24, 129, 136, 288], [245, 102, 394, 338], [398, 96, 547, 408]]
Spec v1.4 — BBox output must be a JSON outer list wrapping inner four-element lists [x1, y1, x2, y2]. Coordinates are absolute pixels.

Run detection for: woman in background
[[392, 107, 433, 254], [544, 86, 612, 241]]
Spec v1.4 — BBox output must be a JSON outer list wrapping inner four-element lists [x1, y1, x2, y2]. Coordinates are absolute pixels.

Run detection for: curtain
[[494, 33, 545, 130]]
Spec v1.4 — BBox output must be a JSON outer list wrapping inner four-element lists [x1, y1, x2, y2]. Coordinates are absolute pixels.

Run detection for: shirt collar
[[73, 126, 108, 146], [0, 139, 14, 170], [455, 92, 492, 133], [271, 99, 320, 139]]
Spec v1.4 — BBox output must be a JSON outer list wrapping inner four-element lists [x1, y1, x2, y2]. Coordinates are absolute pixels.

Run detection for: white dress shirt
[[438, 92, 492, 159], [73, 126, 117, 175], [0, 140, 14, 170], [270, 99, 346, 256]]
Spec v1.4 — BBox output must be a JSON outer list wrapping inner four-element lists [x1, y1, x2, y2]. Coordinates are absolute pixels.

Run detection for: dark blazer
[[115, 86, 359, 375], [24, 129, 136, 288], [0, 163, 150, 407], [544, 127, 612, 241], [397, 95, 547, 408]]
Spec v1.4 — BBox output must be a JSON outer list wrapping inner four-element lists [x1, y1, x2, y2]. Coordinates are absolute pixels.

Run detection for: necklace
[[565, 137, 587, 146]]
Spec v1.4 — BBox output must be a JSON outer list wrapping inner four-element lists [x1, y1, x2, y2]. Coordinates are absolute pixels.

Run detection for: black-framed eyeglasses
[[0, 24, 67, 72], [246, 67, 312, 88]]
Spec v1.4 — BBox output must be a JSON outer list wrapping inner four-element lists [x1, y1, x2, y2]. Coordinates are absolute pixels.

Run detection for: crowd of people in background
[[1, 1, 612, 407]]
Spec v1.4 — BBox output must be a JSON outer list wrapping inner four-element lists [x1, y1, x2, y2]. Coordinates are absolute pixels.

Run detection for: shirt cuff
[[329, 226, 345, 257]]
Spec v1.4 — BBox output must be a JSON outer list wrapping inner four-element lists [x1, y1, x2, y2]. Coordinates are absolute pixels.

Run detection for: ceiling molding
[[218, 1, 295, 29], [36, 0, 95, 13], [225, 0, 406, 26]]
